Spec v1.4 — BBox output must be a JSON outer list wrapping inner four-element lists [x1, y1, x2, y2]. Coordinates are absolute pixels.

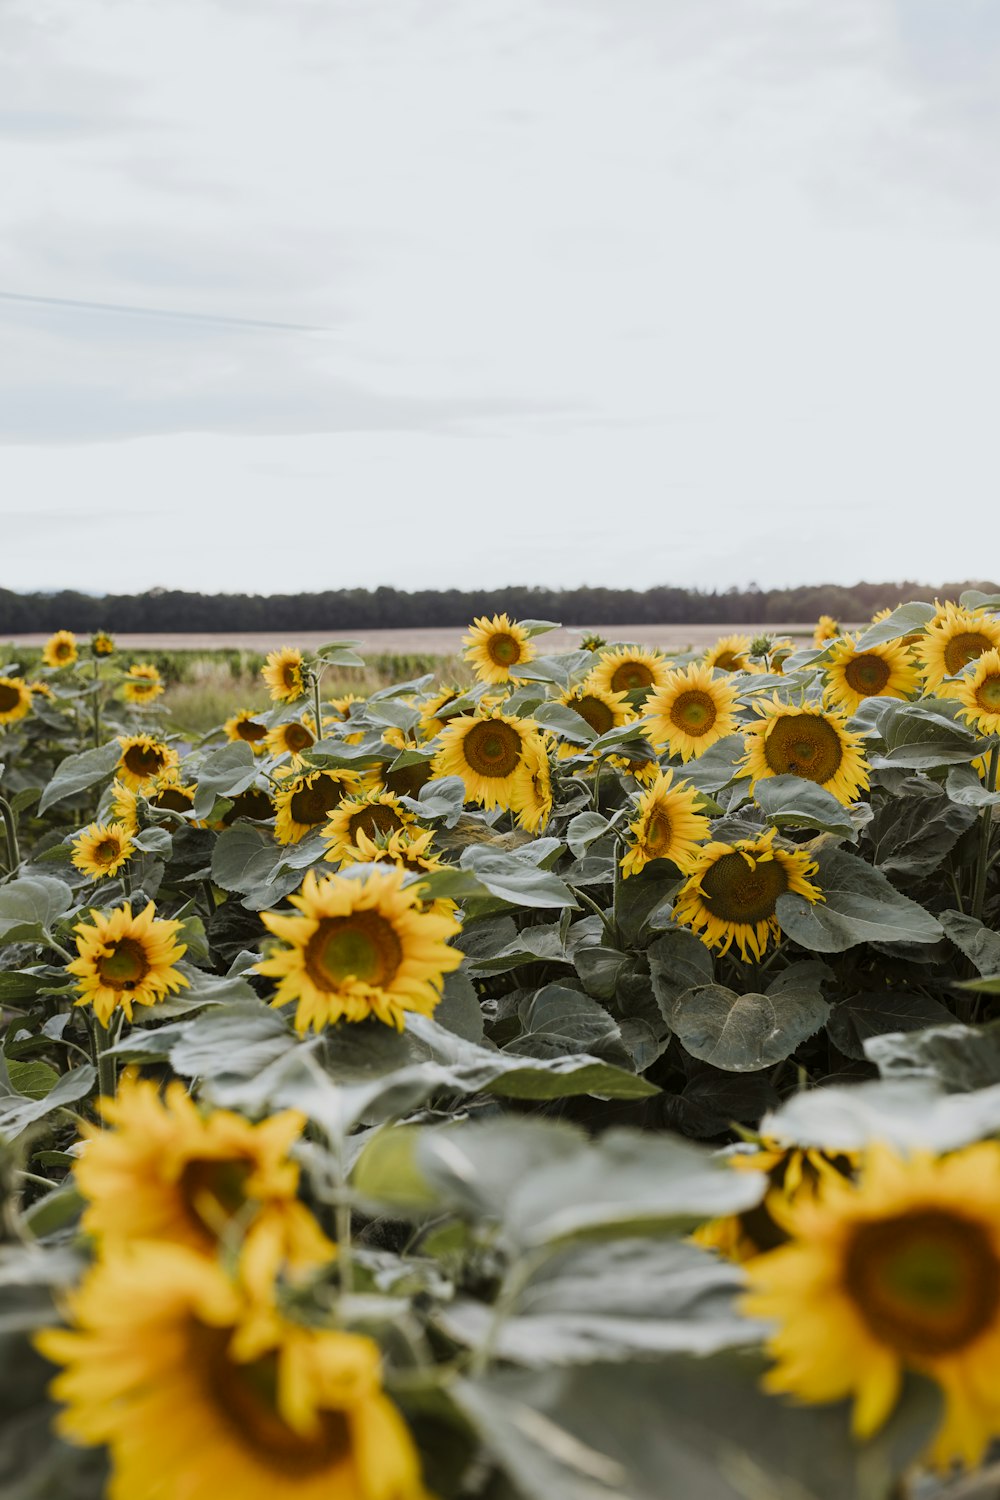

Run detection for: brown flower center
[[97, 937, 150, 991], [289, 777, 348, 827], [670, 689, 718, 736], [975, 675, 1000, 713], [95, 839, 121, 864], [222, 788, 275, 825], [944, 631, 995, 676], [283, 723, 315, 754], [348, 804, 405, 842], [712, 651, 744, 672], [123, 743, 166, 778], [488, 633, 521, 667], [573, 694, 615, 735], [237, 718, 268, 743], [762, 714, 844, 784], [0, 683, 22, 712], [699, 850, 788, 923], [305, 912, 403, 991], [178, 1156, 253, 1236], [844, 655, 891, 696], [462, 720, 523, 778], [384, 758, 433, 798], [153, 787, 194, 813], [644, 810, 672, 854], [610, 660, 655, 694], [282, 663, 301, 690]]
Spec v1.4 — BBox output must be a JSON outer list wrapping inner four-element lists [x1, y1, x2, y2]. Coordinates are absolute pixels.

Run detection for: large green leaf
[[459, 846, 578, 909], [776, 847, 943, 952], [753, 776, 858, 839], [938, 910, 1000, 976], [827, 990, 954, 1061], [506, 984, 630, 1067], [760, 1077, 1000, 1153], [0, 1058, 94, 1139], [0, 877, 73, 946], [667, 963, 830, 1073], [192, 742, 260, 817], [852, 601, 935, 651], [37, 739, 122, 813], [868, 780, 976, 878], [865, 1021, 1000, 1092]]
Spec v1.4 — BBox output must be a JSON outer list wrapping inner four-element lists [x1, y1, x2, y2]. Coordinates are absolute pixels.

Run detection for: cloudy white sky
[[2, 0, 998, 596]]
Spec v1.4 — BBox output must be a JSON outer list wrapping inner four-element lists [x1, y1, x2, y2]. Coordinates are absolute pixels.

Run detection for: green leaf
[[400, 775, 465, 824], [192, 742, 259, 817], [565, 812, 613, 860], [5, 1059, 59, 1099], [167, 1002, 296, 1080], [864, 1021, 1000, 1091], [945, 763, 1000, 808], [761, 1077, 1000, 1152], [938, 909, 1000, 976], [667, 963, 830, 1073], [507, 984, 630, 1067], [210, 825, 306, 910], [776, 847, 943, 952], [0, 877, 73, 946], [871, 701, 985, 770], [0, 1059, 95, 1139], [753, 776, 857, 838], [827, 990, 954, 1062], [852, 601, 935, 651], [648, 927, 714, 1016], [532, 704, 596, 744], [667, 734, 744, 793], [868, 782, 976, 878], [573, 945, 628, 1002], [37, 739, 122, 813], [460, 846, 578, 909]]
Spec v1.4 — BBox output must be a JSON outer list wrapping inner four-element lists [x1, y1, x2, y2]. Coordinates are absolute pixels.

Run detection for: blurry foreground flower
[[263, 646, 306, 704], [0, 675, 32, 726], [740, 698, 869, 805], [67, 901, 188, 1025], [122, 663, 164, 704], [673, 828, 822, 962], [72, 822, 134, 881], [462, 613, 535, 684], [694, 1140, 856, 1263], [42, 630, 77, 668], [619, 770, 709, 878]]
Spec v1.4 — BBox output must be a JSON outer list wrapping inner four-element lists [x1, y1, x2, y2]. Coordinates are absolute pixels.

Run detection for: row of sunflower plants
[[1, 602, 1000, 1497]]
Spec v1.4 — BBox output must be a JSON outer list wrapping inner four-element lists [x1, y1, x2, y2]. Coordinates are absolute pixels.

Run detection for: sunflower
[[813, 614, 840, 647], [921, 601, 1000, 698], [644, 661, 741, 762], [740, 697, 869, 805], [273, 770, 360, 846], [122, 663, 164, 704], [432, 708, 536, 810], [76, 1073, 333, 1295], [266, 715, 318, 765], [379, 753, 435, 800], [587, 645, 670, 701], [116, 733, 179, 792], [221, 786, 277, 826], [72, 822, 135, 881], [91, 630, 115, 656], [557, 684, 633, 742], [322, 789, 415, 863], [42, 629, 77, 668], [673, 828, 823, 962], [744, 1143, 1000, 1470], [257, 866, 462, 1033], [824, 634, 920, 715], [956, 648, 1000, 736], [327, 693, 365, 722], [462, 613, 535, 684], [0, 674, 32, 726], [340, 825, 441, 874], [36, 1244, 431, 1500], [704, 634, 752, 673], [693, 1141, 856, 1264], [224, 708, 270, 752], [27, 679, 54, 701], [110, 775, 196, 835], [67, 901, 188, 1026], [511, 731, 553, 834], [418, 686, 465, 739], [619, 770, 710, 878], [263, 646, 307, 704]]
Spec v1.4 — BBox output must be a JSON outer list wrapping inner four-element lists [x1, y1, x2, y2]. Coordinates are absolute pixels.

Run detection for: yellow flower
[[418, 686, 464, 739], [67, 901, 188, 1026], [27, 679, 54, 701], [122, 663, 164, 704], [323, 789, 414, 863], [116, 733, 179, 792], [110, 774, 195, 834], [619, 770, 710, 878], [71, 822, 134, 881], [35, 1243, 431, 1500], [462, 614, 535, 684], [75, 1073, 333, 1295], [273, 769, 361, 846], [91, 630, 115, 656], [266, 715, 318, 764], [432, 708, 536, 810], [956, 648, 1000, 736], [744, 1143, 1000, 1470], [740, 697, 869, 806], [824, 635, 920, 715], [42, 630, 77, 668], [263, 646, 307, 704], [644, 661, 741, 762], [257, 866, 462, 1033], [920, 601, 1000, 698], [0, 675, 32, 726], [673, 827, 822, 962], [693, 1141, 857, 1264], [813, 614, 840, 647], [557, 684, 633, 746], [219, 786, 277, 826], [224, 708, 270, 752], [704, 634, 752, 673], [339, 825, 441, 874], [587, 645, 670, 701], [327, 693, 365, 721], [511, 731, 553, 834]]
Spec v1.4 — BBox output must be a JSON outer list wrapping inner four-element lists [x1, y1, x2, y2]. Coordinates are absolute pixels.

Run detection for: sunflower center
[[54, 643, 72, 662], [222, 788, 275, 825], [644, 811, 672, 854], [290, 778, 347, 827], [845, 1211, 1000, 1357], [348, 805, 405, 842], [944, 632, 994, 675], [975, 675, 1000, 712], [237, 719, 268, 743], [384, 758, 433, 798], [700, 851, 788, 923], [0, 683, 21, 711], [153, 787, 193, 813], [178, 1156, 253, 1232], [713, 651, 743, 672], [284, 723, 314, 753], [282, 664, 300, 690], [844, 655, 891, 695], [488, 633, 521, 667], [462, 721, 523, 778], [574, 695, 615, 735], [198, 1328, 352, 1475], [762, 715, 844, 784], [95, 840, 121, 864], [610, 662, 655, 694], [124, 744, 166, 778], [305, 912, 403, 991], [97, 937, 150, 991], [670, 690, 718, 736]]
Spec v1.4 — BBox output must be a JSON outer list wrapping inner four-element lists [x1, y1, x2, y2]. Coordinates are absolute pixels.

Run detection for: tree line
[[1, 581, 996, 634]]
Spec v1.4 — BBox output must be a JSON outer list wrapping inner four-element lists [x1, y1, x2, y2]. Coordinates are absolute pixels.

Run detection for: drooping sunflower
[[673, 827, 823, 962], [0, 674, 32, 726], [263, 646, 307, 704], [257, 866, 462, 1033], [224, 708, 270, 752], [432, 708, 536, 810], [740, 697, 870, 805], [36, 1244, 431, 1500], [619, 770, 710, 879], [76, 1073, 333, 1295], [116, 733, 179, 792], [42, 629, 77, 668], [704, 634, 752, 673], [266, 715, 318, 764], [824, 634, 920, 715], [693, 1140, 857, 1264], [956, 647, 1000, 736], [462, 613, 535, 684], [110, 774, 196, 835], [91, 630, 115, 656], [813, 614, 840, 647], [273, 770, 360, 846], [921, 601, 1000, 698], [744, 1143, 1000, 1470], [67, 901, 188, 1026], [511, 731, 553, 834], [122, 663, 164, 704], [587, 645, 670, 701], [72, 822, 135, 881], [644, 661, 741, 762], [322, 789, 414, 863]]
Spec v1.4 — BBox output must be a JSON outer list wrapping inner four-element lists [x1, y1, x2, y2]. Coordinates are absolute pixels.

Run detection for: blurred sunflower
[[91, 630, 115, 656], [224, 709, 269, 752], [27, 679, 54, 701], [462, 613, 535, 684], [587, 645, 669, 700], [694, 1140, 857, 1263], [644, 662, 740, 761], [36, 1244, 431, 1500], [257, 866, 461, 1032], [824, 635, 920, 715], [274, 770, 359, 846], [813, 614, 840, 647], [432, 708, 536, 809], [921, 601, 1000, 698], [744, 1143, 1000, 1470], [266, 715, 318, 764], [327, 693, 365, 721], [956, 648, 1000, 736], [42, 630, 78, 668], [263, 646, 306, 704], [673, 828, 822, 962], [72, 822, 134, 881], [67, 901, 188, 1025], [704, 634, 752, 673], [740, 697, 869, 805], [322, 789, 414, 863], [122, 663, 164, 704], [619, 770, 709, 878], [0, 675, 32, 725], [116, 734, 179, 792], [511, 731, 553, 834]]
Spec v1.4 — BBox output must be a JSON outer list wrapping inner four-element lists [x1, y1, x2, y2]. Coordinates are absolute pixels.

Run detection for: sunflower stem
[[43, 931, 73, 963], [336, 1199, 353, 1296], [311, 669, 323, 747], [91, 1016, 120, 1106], [0, 795, 20, 874], [971, 744, 999, 923], [91, 656, 102, 749], [568, 885, 617, 945]]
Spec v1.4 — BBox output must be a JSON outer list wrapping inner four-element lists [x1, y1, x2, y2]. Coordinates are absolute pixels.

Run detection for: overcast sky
[[2, 0, 998, 596]]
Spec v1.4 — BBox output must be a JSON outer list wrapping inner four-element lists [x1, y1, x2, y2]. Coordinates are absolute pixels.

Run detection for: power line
[[0, 289, 329, 334]]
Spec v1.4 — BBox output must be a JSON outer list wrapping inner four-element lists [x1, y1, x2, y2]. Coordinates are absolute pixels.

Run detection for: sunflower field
[[3, 599, 1000, 1498]]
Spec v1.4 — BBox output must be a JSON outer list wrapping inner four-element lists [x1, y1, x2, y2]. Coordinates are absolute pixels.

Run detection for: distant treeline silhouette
[[1, 582, 996, 635]]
